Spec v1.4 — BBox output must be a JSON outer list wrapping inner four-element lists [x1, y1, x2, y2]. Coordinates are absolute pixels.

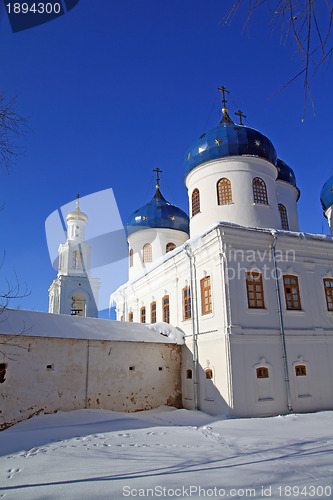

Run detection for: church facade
[[111, 89, 333, 417]]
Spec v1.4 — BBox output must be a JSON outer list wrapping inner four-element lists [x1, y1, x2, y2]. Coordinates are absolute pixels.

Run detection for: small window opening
[[295, 365, 307, 376], [205, 369, 213, 379], [186, 369, 193, 379], [0, 363, 7, 383], [129, 366, 135, 371], [46, 364, 54, 371], [256, 367, 269, 378], [158, 366, 163, 371]]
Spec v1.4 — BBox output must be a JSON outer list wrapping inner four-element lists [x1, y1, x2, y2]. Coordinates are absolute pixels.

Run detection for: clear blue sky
[[1, 0, 332, 317]]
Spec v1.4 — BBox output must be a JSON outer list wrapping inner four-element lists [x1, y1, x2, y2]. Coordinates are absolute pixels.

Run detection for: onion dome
[[276, 159, 297, 186], [66, 195, 88, 223], [184, 115, 277, 177], [320, 175, 333, 212], [126, 188, 189, 236]]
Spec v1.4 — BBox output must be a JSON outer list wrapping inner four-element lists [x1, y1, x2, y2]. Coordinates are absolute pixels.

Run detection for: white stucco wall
[[185, 157, 281, 237], [127, 228, 189, 280], [0, 334, 182, 430], [276, 180, 300, 231]]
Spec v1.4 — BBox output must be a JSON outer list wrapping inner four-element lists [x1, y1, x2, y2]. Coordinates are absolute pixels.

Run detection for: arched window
[[201, 276, 212, 314], [186, 369, 193, 379], [191, 188, 200, 216], [166, 242, 176, 253], [278, 204, 289, 230], [183, 286, 191, 320], [140, 306, 146, 323], [323, 278, 333, 311], [205, 369, 213, 379], [129, 312, 133, 322], [143, 243, 152, 263], [256, 367, 269, 378], [253, 177, 268, 205], [283, 275, 301, 310], [246, 272, 265, 309], [162, 295, 169, 323], [151, 301, 156, 323], [295, 365, 307, 376], [129, 249, 133, 267], [217, 178, 232, 205]]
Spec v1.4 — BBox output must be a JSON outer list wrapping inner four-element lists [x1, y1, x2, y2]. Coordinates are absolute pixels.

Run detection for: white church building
[[111, 89, 333, 418], [1, 88, 333, 429]]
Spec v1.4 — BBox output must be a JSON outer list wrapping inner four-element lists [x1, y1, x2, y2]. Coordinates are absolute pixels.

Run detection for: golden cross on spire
[[76, 193, 80, 209], [234, 109, 247, 125], [217, 85, 229, 110], [153, 167, 163, 189]]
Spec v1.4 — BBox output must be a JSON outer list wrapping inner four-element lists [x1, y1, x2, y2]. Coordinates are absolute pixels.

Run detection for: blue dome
[[320, 175, 333, 212], [184, 118, 277, 177], [276, 159, 297, 186], [126, 188, 189, 236]]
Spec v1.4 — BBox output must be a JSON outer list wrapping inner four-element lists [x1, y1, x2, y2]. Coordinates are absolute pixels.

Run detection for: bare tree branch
[[0, 90, 30, 173], [222, 0, 333, 116]]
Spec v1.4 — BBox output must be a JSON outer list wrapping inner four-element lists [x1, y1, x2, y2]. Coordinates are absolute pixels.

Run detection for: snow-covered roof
[[0, 309, 184, 344]]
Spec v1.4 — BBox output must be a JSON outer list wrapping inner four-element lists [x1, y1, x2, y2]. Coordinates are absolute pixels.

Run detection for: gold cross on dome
[[234, 109, 246, 125], [217, 85, 229, 109], [76, 193, 80, 209], [153, 167, 163, 189]]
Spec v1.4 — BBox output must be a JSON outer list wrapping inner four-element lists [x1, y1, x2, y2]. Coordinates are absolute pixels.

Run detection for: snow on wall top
[[0, 309, 184, 344]]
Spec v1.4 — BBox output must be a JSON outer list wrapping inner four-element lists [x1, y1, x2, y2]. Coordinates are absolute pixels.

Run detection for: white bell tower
[[48, 195, 100, 318]]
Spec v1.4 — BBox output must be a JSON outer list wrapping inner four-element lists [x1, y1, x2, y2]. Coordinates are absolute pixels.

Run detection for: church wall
[[221, 226, 333, 334], [229, 335, 333, 417], [276, 181, 300, 231], [0, 334, 181, 430], [182, 334, 231, 416], [185, 157, 281, 236], [128, 228, 189, 280], [229, 336, 287, 417], [324, 206, 333, 235]]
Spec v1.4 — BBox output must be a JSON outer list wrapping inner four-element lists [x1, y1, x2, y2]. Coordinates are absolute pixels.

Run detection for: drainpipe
[[185, 244, 199, 410], [217, 228, 233, 412], [271, 232, 293, 413]]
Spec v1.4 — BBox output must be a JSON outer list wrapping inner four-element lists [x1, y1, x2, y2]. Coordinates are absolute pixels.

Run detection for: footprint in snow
[[7, 468, 21, 479]]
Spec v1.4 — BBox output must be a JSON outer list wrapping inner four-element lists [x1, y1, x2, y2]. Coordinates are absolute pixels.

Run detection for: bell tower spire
[[48, 195, 100, 318]]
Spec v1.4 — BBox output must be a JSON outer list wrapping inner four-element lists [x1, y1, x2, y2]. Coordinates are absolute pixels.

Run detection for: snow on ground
[[0, 407, 332, 500]]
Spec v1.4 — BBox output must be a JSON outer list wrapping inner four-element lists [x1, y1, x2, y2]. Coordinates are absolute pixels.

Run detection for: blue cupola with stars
[[126, 169, 190, 279], [320, 175, 333, 235], [126, 187, 189, 236], [320, 175, 333, 213], [184, 87, 277, 177], [276, 159, 297, 187], [184, 86, 290, 236]]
